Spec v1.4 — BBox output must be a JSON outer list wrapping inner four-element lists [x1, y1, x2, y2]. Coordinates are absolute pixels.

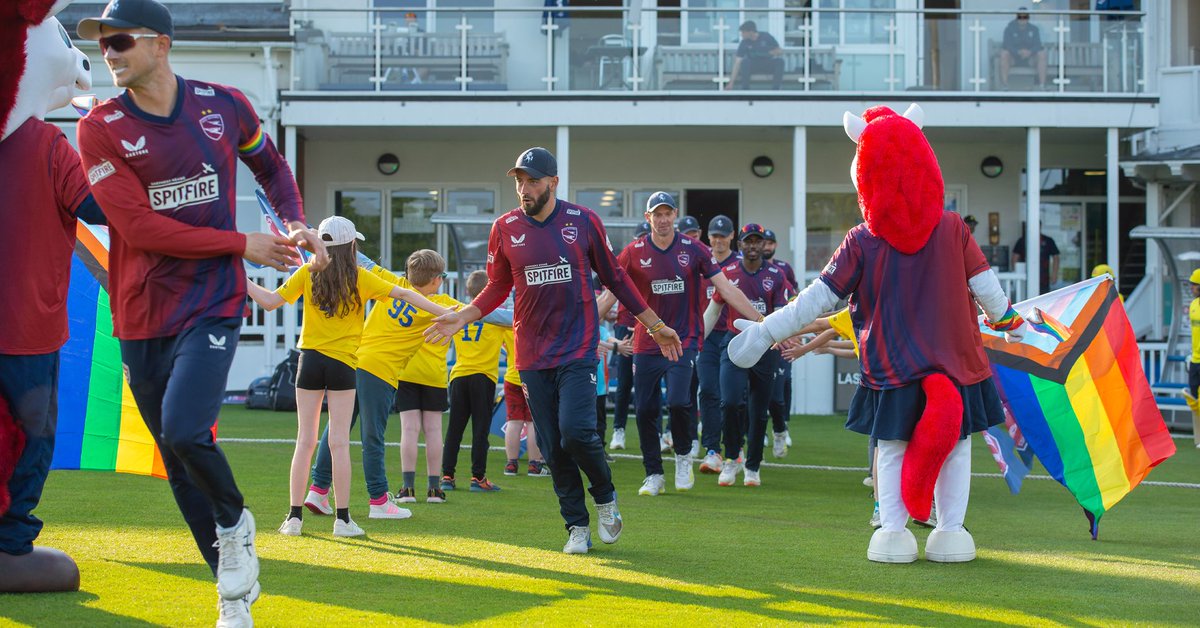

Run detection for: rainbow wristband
[[646, 319, 665, 335], [986, 305, 1025, 332]]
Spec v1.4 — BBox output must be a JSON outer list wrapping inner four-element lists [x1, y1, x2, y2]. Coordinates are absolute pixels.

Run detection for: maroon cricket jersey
[[701, 250, 741, 334], [618, 233, 719, 354], [713, 260, 789, 333]]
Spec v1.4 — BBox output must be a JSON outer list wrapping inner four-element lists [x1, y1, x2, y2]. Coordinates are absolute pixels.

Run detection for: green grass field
[[2, 407, 1198, 627]]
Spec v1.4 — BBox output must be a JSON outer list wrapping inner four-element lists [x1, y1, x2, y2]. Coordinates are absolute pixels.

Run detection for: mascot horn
[[0, 0, 95, 592], [728, 104, 1026, 563]]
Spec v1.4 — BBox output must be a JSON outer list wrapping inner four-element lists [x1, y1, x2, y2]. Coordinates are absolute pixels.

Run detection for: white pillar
[[1026, 127, 1041, 296], [1147, 181, 1162, 339], [1106, 128, 1120, 274], [556, 125, 570, 200], [791, 126, 814, 414]]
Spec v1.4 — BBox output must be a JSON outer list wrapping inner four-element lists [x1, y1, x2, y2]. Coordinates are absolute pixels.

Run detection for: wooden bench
[[325, 31, 508, 89], [654, 45, 841, 90], [989, 39, 1104, 90]]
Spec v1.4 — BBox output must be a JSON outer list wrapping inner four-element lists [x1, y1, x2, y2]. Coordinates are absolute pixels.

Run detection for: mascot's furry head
[[844, 104, 944, 255], [0, 0, 89, 516], [1, 0, 91, 141]]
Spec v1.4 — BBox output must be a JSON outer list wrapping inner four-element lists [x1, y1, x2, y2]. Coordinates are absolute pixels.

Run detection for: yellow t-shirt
[[502, 329, 522, 385], [398, 339, 450, 388], [356, 266, 463, 385], [449, 320, 506, 382], [1190, 298, 1200, 363], [276, 264, 395, 369], [827, 307, 860, 357]]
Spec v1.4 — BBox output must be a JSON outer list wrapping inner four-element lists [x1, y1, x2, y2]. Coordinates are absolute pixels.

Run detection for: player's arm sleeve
[[470, 220, 514, 316], [818, 231, 863, 300], [587, 214, 649, 315], [51, 132, 102, 223], [275, 265, 308, 304], [360, 267, 399, 301], [77, 117, 246, 258], [480, 308, 514, 327], [230, 87, 304, 224]]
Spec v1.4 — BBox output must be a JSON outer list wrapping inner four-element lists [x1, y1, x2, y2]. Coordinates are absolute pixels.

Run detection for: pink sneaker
[[304, 485, 332, 515], [368, 494, 413, 520]]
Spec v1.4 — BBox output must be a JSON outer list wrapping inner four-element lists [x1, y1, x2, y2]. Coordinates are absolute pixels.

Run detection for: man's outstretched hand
[[425, 310, 468, 346]]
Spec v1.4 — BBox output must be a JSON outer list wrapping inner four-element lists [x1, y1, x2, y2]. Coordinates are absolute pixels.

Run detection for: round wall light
[[377, 153, 400, 176], [751, 155, 774, 178], [980, 155, 1003, 178]]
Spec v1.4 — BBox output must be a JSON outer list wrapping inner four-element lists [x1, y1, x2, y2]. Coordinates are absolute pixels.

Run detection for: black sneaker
[[427, 487, 447, 503], [395, 487, 416, 503]]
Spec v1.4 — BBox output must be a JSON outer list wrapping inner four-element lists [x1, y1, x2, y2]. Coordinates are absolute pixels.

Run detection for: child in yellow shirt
[[501, 327, 549, 477], [246, 217, 451, 537]]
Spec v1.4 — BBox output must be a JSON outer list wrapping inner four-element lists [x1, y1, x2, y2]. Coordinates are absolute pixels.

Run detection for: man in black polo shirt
[[999, 8, 1047, 89], [726, 21, 784, 90]]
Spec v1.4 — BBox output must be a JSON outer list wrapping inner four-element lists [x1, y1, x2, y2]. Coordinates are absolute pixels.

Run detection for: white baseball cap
[[318, 216, 365, 246]]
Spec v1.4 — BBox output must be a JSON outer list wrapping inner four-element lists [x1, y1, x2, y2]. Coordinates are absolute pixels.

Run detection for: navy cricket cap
[[763, 228, 778, 243], [507, 147, 558, 179], [635, 221, 651, 238], [79, 0, 175, 40], [739, 223, 766, 241], [645, 191, 677, 213], [677, 215, 701, 234], [708, 215, 734, 237]]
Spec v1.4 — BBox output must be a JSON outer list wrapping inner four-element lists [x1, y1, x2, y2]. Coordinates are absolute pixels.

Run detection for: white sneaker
[[638, 474, 665, 496], [699, 450, 722, 474], [215, 509, 259, 601], [912, 504, 938, 529], [303, 488, 332, 515], [659, 432, 672, 453], [596, 499, 623, 544], [563, 525, 591, 554], [369, 495, 413, 520], [744, 468, 761, 487], [772, 432, 788, 458], [277, 516, 302, 536], [717, 459, 739, 487], [862, 475, 875, 488], [332, 517, 365, 537], [216, 580, 259, 628], [869, 504, 881, 529], [784, 430, 792, 447], [688, 439, 701, 458], [674, 454, 695, 491], [609, 428, 626, 450]]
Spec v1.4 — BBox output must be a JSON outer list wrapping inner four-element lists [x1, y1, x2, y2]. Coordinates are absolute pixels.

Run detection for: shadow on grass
[[0, 590, 159, 627]]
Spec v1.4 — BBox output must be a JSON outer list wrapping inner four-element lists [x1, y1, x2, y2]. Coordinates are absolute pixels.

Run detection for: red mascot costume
[[729, 104, 1027, 563], [0, 0, 100, 591]]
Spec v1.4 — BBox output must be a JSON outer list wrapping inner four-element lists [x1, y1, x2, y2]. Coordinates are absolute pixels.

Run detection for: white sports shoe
[[303, 488, 332, 515], [609, 428, 626, 450], [717, 459, 739, 487], [869, 504, 881, 529], [772, 432, 788, 458], [784, 430, 792, 447], [659, 432, 673, 453], [674, 454, 695, 491], [638, 474, 665, 496], [563, 525, 591, 554], [689, 439, 701, 458], [277, 516, 302, 536], [596, 499, 623, 544], [699, 450, 722, 474], [332, 517, 365, 537], [744, 468, 761, 487], [369, 495, 413, 520], [862, 475, 875, 488], [215, 580, 259, 628], [215, 509, 259, 601]]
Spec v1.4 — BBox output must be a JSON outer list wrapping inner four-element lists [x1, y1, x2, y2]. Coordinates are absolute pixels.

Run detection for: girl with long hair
[[247, 217, 452, 536]]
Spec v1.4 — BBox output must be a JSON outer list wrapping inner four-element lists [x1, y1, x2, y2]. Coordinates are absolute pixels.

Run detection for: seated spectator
[[726, 21, 784, 91], [999, 8, 1047, 89]]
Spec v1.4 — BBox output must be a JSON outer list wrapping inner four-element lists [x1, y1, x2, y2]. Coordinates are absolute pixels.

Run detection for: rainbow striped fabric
[[51, 222, 166, 479], [981, 276, 1176, 538]]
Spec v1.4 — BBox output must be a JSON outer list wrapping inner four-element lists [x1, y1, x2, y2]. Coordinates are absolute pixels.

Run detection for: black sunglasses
[[98, 32, 159, 53]]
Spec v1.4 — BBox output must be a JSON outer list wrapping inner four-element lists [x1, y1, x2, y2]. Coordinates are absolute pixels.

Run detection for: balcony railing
[[288, 5, 1146, 95]]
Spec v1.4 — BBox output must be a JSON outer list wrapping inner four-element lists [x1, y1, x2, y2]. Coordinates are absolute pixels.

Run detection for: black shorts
[[395, 381, 448, 413], [296, 349, 356, 391], [1189, 362, 1200, 397]]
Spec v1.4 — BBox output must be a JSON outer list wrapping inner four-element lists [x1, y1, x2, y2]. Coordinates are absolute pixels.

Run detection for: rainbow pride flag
[[980, 276, 1175, 538], [51, 222, 166, 479]]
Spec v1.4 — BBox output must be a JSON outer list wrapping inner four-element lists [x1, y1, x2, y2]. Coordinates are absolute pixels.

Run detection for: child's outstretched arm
[[247, 278, 286, 311], [390, 286, 453, 318]]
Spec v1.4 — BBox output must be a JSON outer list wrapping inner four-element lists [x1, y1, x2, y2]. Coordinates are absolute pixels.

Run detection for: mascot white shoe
[[729, 104, 1027, 563], [0, 0, 96, 592]]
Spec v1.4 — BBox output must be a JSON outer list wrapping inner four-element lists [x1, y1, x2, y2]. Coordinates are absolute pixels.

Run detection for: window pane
[[444, 188, 495, 273], [631, 189, 682, 217], [335, 189, 383, 263], [445, 188, 495, 214], [817, 0, 840, 44], [577, 188, 626, 218], [806, 191, 861, 271], [436, 0, 494, 34], [375, 0, 427, 29], [391, 190, 439, 268]]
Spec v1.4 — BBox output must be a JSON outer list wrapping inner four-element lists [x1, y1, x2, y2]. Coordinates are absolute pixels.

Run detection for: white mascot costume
[[729, 104, 1026, 563]]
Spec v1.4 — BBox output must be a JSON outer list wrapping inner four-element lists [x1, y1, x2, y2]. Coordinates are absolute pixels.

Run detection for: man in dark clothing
[[999, 8, 1047, 88], [727, 21, 784, 90], [1012, 232, 1060, 294]]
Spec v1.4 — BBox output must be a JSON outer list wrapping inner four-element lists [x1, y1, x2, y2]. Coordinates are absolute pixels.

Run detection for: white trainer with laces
[[717, 459, 739, 487], [689, 439, 701, 458], [674, 454, 694, 491], [784, 430, 792, 447], [638, 474, 665, 496], [609, 428, 626, 450], [369, 495, 413, 520], [332, 517, 365, 537], [744, 468, 761, 487], [215, 580, 259, 628], [277, 516, 302, 536], [596, 499, 623, 544], [563, 525, 592, 554], [772, 432, 788, 458], [215, 508, 259, 601], [303, 488, 332, 515], [699, 450, 722, 474]]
